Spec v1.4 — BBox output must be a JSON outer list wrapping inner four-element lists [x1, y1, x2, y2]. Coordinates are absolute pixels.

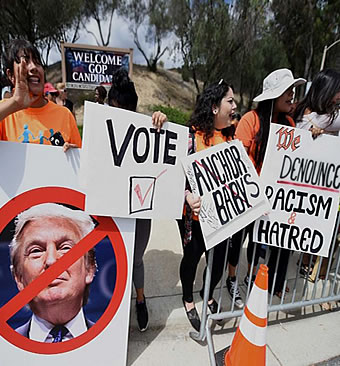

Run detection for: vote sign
[[81, 102, 188, 218]]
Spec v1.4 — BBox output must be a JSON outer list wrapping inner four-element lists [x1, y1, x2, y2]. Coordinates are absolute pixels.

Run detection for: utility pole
[[320, 39, 340, 71]]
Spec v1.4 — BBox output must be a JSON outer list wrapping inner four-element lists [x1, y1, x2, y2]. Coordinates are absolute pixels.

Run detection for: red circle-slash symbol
[[0, 187, 128, 354]]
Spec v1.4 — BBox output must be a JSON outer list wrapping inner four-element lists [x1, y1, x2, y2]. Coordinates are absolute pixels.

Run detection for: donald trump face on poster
[[9, 203, 96, 342]]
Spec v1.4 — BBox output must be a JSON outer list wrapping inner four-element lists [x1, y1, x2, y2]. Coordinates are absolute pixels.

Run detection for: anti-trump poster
[[254, 124, 340, 257], [0, 141, 135, 366], [181, 140, 270, 250], [80, 102, 188, 219]]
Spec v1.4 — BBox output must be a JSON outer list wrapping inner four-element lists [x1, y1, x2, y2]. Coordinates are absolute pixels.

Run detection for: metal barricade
[[190, 214, 340, 366]]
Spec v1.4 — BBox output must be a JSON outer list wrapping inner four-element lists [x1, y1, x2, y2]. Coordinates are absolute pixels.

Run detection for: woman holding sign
[[178, 79, 237, 331], [234, 69, 306, 298], [294, 68, 340, 277], [294, 69, 340, 137], [108, 68, 166, 332]]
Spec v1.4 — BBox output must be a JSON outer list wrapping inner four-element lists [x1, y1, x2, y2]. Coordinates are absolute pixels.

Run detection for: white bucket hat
[[253, 68, 306, 102]]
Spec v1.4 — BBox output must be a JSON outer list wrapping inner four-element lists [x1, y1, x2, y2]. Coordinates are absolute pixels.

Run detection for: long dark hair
[[108, 68, 138, 112], [188, 80, 234, 145], [294, 69, 340, 125], [254, 99, 292, 170]]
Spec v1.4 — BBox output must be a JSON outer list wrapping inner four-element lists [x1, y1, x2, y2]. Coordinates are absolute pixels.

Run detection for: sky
[[48, 14, 181, 69]]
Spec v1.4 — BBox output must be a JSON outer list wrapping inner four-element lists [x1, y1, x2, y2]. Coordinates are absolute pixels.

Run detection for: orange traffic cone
[[219, 264, 268, 366]]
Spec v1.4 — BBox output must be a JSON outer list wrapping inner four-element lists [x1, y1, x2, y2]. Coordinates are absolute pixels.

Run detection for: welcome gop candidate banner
[[181, 140, 270, 250], [254, 124, 340, 257], [0, 142, 135, 366], [61, 42, 133, 90], [80, 102, 188, 218]]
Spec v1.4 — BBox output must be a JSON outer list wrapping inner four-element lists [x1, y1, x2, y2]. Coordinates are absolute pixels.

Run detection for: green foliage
[[152, 105, 191, 126], [0, 0, 84, 65], [78, 125, 83, 138], [181, 65, 191, 82]]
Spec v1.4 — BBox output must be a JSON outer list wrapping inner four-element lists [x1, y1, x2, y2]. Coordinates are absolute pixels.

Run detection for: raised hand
[[12, 57, 41, 109]]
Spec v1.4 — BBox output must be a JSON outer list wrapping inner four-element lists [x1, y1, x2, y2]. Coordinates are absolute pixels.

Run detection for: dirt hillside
[[47, 63, 199, 125]]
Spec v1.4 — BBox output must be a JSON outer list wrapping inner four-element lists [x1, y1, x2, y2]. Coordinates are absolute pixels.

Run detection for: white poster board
[[254, 124, 340, 257], [81, 102, 188, 218], [0, 141, 134, 366], [181, 140, 270, 250]]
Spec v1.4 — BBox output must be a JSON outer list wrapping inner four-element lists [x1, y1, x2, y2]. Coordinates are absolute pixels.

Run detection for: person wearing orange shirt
[[0, 39, 81, 151], [232, 69, 306, 298], [178, 80, 237, 331]]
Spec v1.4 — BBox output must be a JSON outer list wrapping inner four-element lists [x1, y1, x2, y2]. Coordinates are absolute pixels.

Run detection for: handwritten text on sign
[[254, 125, 340, 257], [81, 102, 188, 218], [181, 140, 270, 250]]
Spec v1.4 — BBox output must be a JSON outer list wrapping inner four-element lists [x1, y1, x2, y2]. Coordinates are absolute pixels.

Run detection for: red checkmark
[[134, 169, 167, 207]]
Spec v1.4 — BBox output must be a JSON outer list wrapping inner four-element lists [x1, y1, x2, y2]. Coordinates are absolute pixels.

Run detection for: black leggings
[[268, 247, 291, 294], [228, 222, 262, 268], [178, 219, 228, 303]]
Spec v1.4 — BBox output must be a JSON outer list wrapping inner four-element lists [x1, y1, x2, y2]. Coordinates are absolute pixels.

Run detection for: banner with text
[[181, 140, 270, 250], [254, 124, 340, 257], [61, 42, 133, 90], [0, 142, 135, 366], [80, 102, 188, 218]]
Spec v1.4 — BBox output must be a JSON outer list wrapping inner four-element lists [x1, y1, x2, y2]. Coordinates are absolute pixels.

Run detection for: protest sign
[[254, 124, 340, 257], [181, 140, 270, 250], [61, 42, 133, 90], [81, 102, 188, 218], [0, 142, 134, 366]]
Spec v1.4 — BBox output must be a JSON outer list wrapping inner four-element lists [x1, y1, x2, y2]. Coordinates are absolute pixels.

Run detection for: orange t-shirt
[[235, 110, 295, 173], [194, 129, 232, 152], [0, 101, 81, 147]]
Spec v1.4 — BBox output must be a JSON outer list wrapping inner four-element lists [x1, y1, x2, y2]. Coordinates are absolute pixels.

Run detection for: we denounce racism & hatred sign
[[254, 124, 340, 257]]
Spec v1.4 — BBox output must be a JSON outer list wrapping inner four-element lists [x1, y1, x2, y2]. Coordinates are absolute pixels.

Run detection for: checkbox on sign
[[129, 176, 156, 214]]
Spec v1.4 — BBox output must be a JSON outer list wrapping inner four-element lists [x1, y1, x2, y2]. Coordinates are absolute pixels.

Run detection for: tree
[[271, 0, 340, 82], [170, 0, 236, 92], [120, 0, 172, 72], [0, 0, 84, 66], [81, 0, 120, 47], [171, 0, 271, 98]]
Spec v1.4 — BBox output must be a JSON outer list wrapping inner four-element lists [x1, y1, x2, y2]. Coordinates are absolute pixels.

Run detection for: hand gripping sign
[[0, 187, 128, 355]]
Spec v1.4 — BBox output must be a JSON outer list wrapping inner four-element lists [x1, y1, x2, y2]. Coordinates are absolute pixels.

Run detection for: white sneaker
[[226, 276, 244, 308]]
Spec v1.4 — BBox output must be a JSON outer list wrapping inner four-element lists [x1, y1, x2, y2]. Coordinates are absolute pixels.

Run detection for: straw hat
[[254, 68, 306, 102]]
